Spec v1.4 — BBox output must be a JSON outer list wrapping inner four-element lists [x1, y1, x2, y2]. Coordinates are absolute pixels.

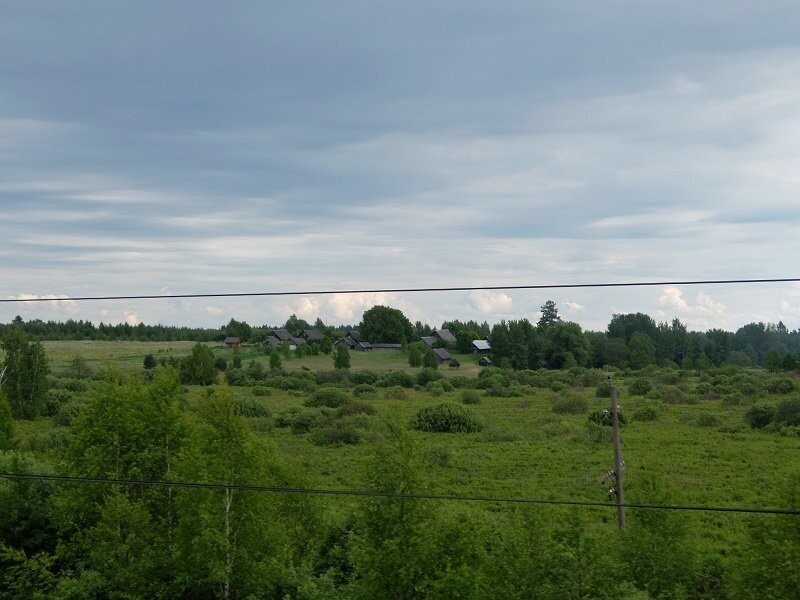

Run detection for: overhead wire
[[1, 472, 798, 516], [2, 276, 800, 303]]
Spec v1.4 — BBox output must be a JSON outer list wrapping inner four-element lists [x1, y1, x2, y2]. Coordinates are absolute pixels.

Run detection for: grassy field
[[13, 340, 800, 557]]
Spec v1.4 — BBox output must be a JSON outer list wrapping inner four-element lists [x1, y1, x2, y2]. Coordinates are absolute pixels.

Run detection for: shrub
[[306, 387, 350, 408], [549, 380, 567, 393], [311, 423, 361, 446], [595, 380, 613, 398], [251, 386, 271, 397], [234, 397, 271, 418], [449, 358, 460, 368], [460, 390, 481, 405], [476, 372, 509, 390], [551, 393, 589, 415], [425, 381, 446, 397], [383, 386, 408, 400], [54, 399, 85, 427], [336, 402, 376, 417], [214, 357, 227, 372], [627, 378, 651, 396], [439, 379, 455, 392], [695, 382, 713, 396], [722, 391, 745, 407], [774, 397, 800, 426], [662, 385, 696, 405], [378, 371, 415, 388], [767, 378, 795, 395], [588, 409, 626, 427], [417, 367, 443, 387], [580, 369, 604, 388], [485, 382, 523, 397], [448, 376, 469, 389], [697, 412, 722, 427], [291, 409, 325, 433], [315, 370, 350, 385], [350, 370, 380, 385], [352, 383, 379, 398], [275, 406, 302, 428], [632, 403, 660, 422], [411, 403, 484, 433], [745, 403, 775, 429]]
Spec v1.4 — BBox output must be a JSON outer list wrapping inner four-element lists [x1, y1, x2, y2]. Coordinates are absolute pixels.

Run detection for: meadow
[[3, 340, 800, 597]]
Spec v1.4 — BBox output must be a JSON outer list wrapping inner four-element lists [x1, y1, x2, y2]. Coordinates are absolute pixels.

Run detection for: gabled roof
[[472, 339, 491, 351], [421, 336, 437, 347], [298, 328, 324, 341], [479, 356, 493, 366], [347, 330, 362, 342], [434, 329, 457, 344], [269, 329, 293, 341], [263, 335, 282, 347], [433, 348, 452, 362]]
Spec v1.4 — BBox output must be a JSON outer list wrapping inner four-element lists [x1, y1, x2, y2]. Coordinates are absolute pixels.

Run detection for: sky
[[3, 1, 800, 333]]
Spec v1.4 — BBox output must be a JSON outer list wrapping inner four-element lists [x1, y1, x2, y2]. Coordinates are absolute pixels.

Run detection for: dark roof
[[479, 356, 493, 366], [224, 336, 241, 344], [269, 329, 293, 341], [434, 329, 457, 343], [347, 330, 362, 342], [335, 336, 357, 348], [421, 336, 437, 347], [298, 328, 324, 341], [433, 348, 452, 362], [263, 335, 282, 347], [371, 343, 403, 350]]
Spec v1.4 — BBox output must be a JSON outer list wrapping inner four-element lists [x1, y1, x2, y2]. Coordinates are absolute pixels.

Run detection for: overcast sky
[[3, 1, 800, 332]]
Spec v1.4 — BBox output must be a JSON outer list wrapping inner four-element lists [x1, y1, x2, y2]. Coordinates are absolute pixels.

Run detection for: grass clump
[[383, 386, 408, 400], [460, 389, 481, 405], [550, 393, 589, 415], [411, 402, 484, 433]]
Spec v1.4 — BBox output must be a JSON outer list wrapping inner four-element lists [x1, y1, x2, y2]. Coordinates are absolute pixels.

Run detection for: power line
[[2, 277, 800, 303], [1, 472, 798, 516]]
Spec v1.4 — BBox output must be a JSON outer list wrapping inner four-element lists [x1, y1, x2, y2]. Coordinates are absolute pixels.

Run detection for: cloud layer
[[2, 2, 800, 331]]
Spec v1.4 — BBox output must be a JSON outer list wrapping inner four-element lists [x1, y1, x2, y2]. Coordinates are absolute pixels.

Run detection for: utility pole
[[610, 381, 625, 530]]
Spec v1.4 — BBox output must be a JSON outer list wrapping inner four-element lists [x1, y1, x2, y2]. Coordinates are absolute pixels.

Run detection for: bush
[[632, 403, 661, 422], [722, 391, 745, 407], [448, 376, 470, 389], [378, 371, 415, 388], [580, 369, 604, 388], [214, 357, 227, 372], [411, 403, 484, 433], [251, 386, 271, 397], [695, 382, 713, 396], [460, 390, 481, 405], [315, 370, 350, 385], [767, 378, 795, 395], [449, 358, 460, 368], [383, 386, 408, 400], [352, 383, 379, 398], [550, 393, 589, 415], [774, 397, 800, 426], [661, 386, 694, 405], [311, 423, 361, 446], [697, 412, 722, 427], [336, 402, 376, 417], [417, 367, 443, 387], [627, 378, 651, 396], [425, 381, 446, 397], [275, 406, 302, 428], [306, 387, 350, 408], [595, 380, 613, 398], [54, 399, 85, 427], [350, 370, 380, 385], [234, 397, 271, 418], [291, 409, 325, 433], [745, 403, 775, 429], [588, 409, 626, 427], [485, 382, 523, 397]]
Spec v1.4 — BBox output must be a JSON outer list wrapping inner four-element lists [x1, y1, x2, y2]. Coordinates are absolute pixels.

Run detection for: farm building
[[472, 339, 491, 353], [223, 336, 241, 348]]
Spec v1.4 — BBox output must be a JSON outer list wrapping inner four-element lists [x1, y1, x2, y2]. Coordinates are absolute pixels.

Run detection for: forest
[[1, 306, 799, 598]]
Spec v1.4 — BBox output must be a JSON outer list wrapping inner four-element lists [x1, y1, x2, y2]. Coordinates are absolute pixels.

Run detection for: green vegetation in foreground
[[2, 338, 800, 598]]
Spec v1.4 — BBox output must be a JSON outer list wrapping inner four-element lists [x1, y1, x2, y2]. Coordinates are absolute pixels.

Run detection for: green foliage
[[333, 344, 351, 370], [234, 396, 272, 418], [350, 370, 379, 385], [595, 379, 613, 398], [766, 377, 794, 394], [588, 409, 626, 427], [311, 420, 362, 446], [422, 347, 438, 369], [774, 397, 800, 426], [383, 386, 408, 400], [291, 409, 325, 433], [143, 353, 157, 369], [0, 392, 13, 450], [411, 402, 484, 433], [181, 342, 216, 385], [631, 400, 662, 422], [697, 412, 722, 427], [306, 387, 350, 408], [352, 383, 378, 398], [460, 389, 481, 404], [359, 305, 413, 343], [745, 403, 775, 429], [550, 393, 589, 415], [407, 343, 423, 367], [213, 356, 227, 371], [66, 355, 92, 379], [425, 381, 445, 396], [1, 328, 50, 419], [337, 402, 377, 417], [627, 377, 651, 396], [417, 366, 442, 386], [378, 370, 415, 388]]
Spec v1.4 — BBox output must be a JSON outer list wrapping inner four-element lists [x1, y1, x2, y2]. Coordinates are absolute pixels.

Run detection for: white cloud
[[467, 291, 512, 315], [565, 301, 583, 313], [124, 311, 141, 326], [656, 286, 727, 328], [326, 293, 394, 322]]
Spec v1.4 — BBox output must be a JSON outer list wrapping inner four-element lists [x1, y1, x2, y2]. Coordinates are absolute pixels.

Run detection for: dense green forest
[[2, 307, 800, 598]]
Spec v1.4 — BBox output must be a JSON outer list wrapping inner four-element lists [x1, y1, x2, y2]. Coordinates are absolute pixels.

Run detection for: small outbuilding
[[478, 356, 493, 367], [224, 336, 242, 348]]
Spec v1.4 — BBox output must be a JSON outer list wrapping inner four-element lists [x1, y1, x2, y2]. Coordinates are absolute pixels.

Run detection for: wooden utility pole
[[610, 383, 625, 529]]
